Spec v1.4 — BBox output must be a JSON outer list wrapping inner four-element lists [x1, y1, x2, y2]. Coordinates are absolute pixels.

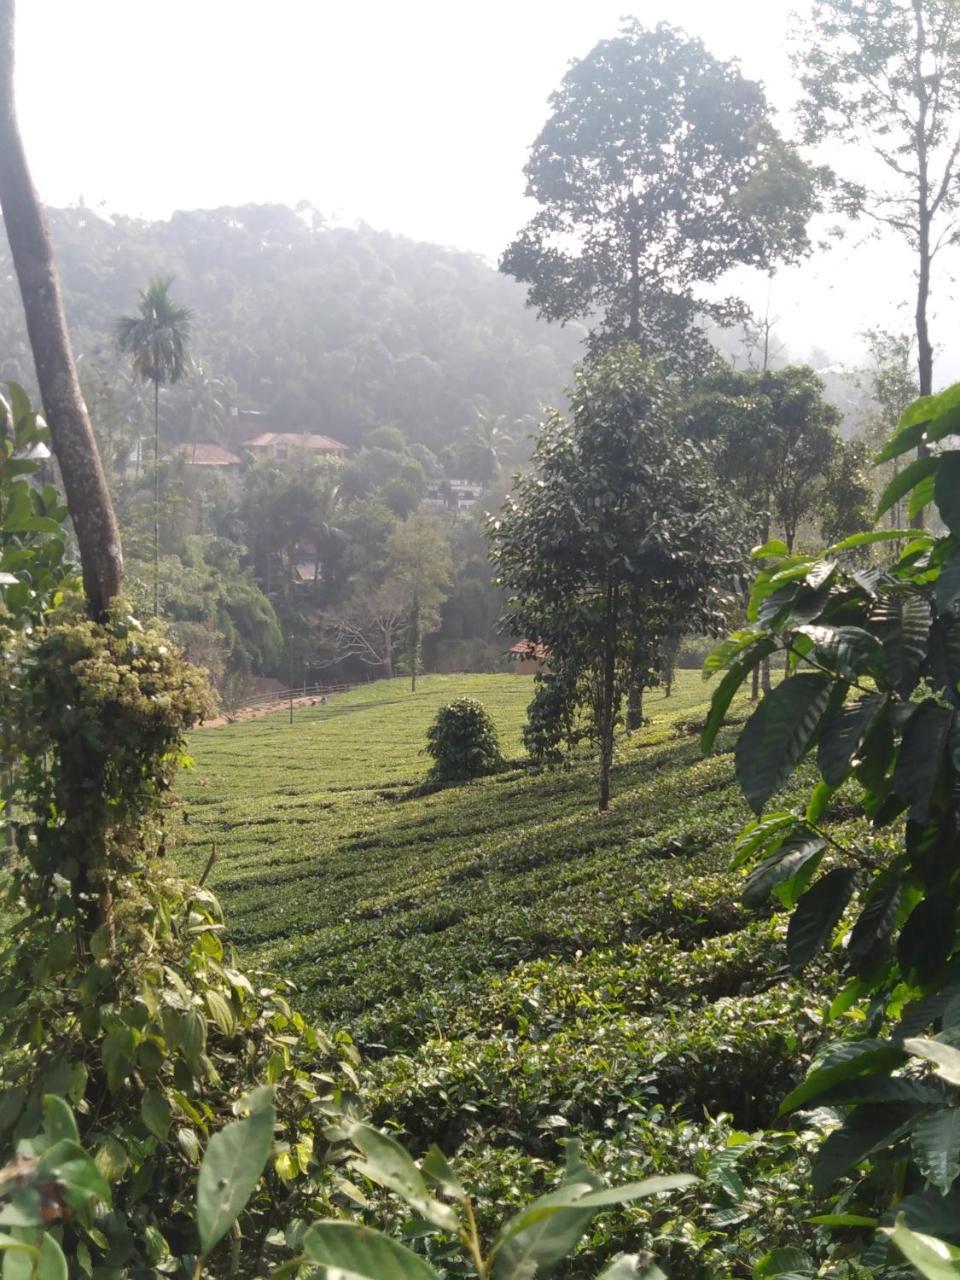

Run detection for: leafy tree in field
[[501, 21, 820, 366], [386, 509, 452, 691], [491, 343, 741, 811], [858, 329, 920, 527], [115, 275, 193, 615], [795, 0, 960, 406], [702, 380, 960, 1256]]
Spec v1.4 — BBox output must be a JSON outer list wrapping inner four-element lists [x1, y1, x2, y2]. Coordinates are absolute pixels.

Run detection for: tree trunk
[[625, 682, 643, 731], [0, 0, 122, 618], [627, 196, 641, 343], [598, 579, 619, 813], [913, 0, 932, 528], [153, 377, 160, 616], [409, 591, 420, 692]]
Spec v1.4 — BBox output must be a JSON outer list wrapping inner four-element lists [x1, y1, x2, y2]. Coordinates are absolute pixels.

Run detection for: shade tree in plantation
[[385, 509, 452, 690], [115, 275, 193, 615], [490, 343, 742, 811], [501, 20, 821, 369], [795, 0, 960, 406], [857, 329, 920, 527]]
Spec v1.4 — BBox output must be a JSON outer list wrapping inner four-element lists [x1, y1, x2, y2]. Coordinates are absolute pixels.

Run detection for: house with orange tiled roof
[[243, 431, 348, 462]]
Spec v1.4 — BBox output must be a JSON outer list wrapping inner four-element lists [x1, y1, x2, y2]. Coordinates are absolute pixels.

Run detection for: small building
[[509, 639, 549, 675], [244, 431, 349, 462], [424, 478, 485, 513], [167, 442, 243, 478]]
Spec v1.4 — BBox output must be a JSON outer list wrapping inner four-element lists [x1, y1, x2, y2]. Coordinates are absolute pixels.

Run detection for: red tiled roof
[[509, 640, 549, 660], [169, 442, 242, 466], [243, 431, 348, 452]]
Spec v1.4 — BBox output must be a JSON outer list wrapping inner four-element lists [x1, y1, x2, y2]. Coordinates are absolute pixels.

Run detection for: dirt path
[[198, 693, 333, 730]]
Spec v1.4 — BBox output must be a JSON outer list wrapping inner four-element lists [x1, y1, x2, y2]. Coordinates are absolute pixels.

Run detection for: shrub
[[425, 697, 504, 782]]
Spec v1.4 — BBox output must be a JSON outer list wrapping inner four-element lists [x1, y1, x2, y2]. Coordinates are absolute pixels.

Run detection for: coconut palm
[[115, 275, 193, 615]]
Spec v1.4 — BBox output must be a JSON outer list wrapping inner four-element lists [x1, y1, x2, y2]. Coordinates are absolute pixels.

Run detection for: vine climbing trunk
[[0, 0, 123, 620]]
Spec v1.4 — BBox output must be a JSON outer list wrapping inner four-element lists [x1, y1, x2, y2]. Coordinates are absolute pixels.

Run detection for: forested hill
[[0, 203, 585, 454]]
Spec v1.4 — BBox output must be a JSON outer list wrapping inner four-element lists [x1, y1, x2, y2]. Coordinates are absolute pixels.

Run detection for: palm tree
[[115, 275, 193, 615]]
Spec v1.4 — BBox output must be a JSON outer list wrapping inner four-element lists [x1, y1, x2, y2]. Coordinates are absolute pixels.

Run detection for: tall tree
[[501, 20, 820, 365], [0, 0, 122, 617], [795, 0, 960, 405], [858, 329, 920, 528], [386, 510, 452, 691], [116, 275, 193, 616], [491, 343, 740, 811]]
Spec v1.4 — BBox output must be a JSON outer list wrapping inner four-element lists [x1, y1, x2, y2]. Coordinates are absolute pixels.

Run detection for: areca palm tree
[[115, 275, 193, 615]]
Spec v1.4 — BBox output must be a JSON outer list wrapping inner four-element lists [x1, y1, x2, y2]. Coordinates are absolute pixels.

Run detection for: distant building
[[508, 640, 549, 675], [167, 442, 243, 478], [243, 431, 349, 462], [423, 478, 485, 512]]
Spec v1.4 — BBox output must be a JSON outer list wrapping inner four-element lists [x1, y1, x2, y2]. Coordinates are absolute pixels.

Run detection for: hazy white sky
[[12, 0, 954, 376]]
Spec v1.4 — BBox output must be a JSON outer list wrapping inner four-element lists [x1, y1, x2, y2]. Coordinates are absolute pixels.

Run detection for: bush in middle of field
[[425, 697, 504, 783]]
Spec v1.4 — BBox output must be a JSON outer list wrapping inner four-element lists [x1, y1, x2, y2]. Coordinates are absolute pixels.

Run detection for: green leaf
[[779, 1040, 905, 1115], [346, 1122, 459, 1231], [753, 1246, 815, 1278], [101, 1025, 137, 1092], [141, 1087, 172, 1142], [812, 1104, 917, 1195], [35, 1236, 67, 1280], [877, 455, 939, 520], [871, 591, 931, 696], [731, 813, 798, 870], [884, 1216, 960, 1278], [421, 1146, 465, 1199], [805, 780, 835, 825], [571, 1175, 697, 1206], [491, 1186, 596, 1280], [893, 701, 952, 821], [743, 832, 825, 909], [42, 1096, 79, 1145], [700, 638, 777, 753], [752, 539, 789, 558], [899, 395, 940, 432], [912, 1109, 960, 1195], [787, 868, 856, 973], [824, 527, 915, 552], [735, 674, 833, 813], [937, 454, 960, 536], [874, 420, 928, 464], [807, 1213, 878, 1227], [196, 1084, 275, 1257], [911, 472, 937, 521], [937, 545, 960, 613], [36, 1140, 110, 1212], [703, 630, 765, 678], [817, 695, 887, 788], [905, 1039, 960, 1087], [302, 1220, 440, 1279]]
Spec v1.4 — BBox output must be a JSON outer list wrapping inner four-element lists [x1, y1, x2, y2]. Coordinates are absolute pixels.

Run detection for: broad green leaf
[[491, 1185, 596, 1280], [884, 1216, 960, 1279], [899, 895, 957, 984], [871, 591, 931, 696], [807, 1213, 878, 1227], [421, 1146, 465, 1199], [752, 538, 789, 558], [805, 779, 835, 824], [936, 545, 960, 613], [700, 638, 777, 754], [825, 527, 915, 552], [779, 1040, 905, 1115], [42, 1096, 78, 1145], [874, 420, 928, 464], [303, 1220, 440, 1279], [911, 472, 937, 521], [346, 1122, 459, 1231], [893, 701, 952, 821], [812, 1104, 917, 1195], [731, 813, 797, 870], [141, 1087, 172, 1142], [937, 453, 960, 536], [898, 395, 939, 432], [36, 1139, 110, 1212], [571, 1175, 697, 1206], [754, 1246, 815, 1278], [877, 455, 938, 519], [743, 832, 825, 909], [35, 1236, 66, 1280], [735, 674, 833, 813], [912, 1109, 960, 1195], [905, 1039, 960, 1087], [196, 1084, 275, 1256], [703, 630, 765, 678], [787, 868, 856, 973], [845, 882, 901, 978]]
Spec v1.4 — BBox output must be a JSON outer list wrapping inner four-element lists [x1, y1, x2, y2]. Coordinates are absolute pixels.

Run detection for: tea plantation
[[176, 673, 849, 1277]]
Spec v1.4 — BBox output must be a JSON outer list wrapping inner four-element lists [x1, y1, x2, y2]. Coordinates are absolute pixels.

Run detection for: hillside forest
[[7, 3, 960, 1280]]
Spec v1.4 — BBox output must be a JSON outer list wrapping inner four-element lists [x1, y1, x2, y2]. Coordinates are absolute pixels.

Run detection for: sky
[[12, 0, 954, 377]]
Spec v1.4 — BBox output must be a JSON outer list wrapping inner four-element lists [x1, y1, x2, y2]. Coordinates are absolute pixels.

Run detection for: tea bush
[[425, 697, 505, 783]]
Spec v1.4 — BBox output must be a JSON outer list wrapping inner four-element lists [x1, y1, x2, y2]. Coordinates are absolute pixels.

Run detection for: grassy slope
[[177, 673, 835, 1277]]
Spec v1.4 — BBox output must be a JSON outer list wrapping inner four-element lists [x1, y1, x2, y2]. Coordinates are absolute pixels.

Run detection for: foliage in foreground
[[704, 378, 960, 1263]]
